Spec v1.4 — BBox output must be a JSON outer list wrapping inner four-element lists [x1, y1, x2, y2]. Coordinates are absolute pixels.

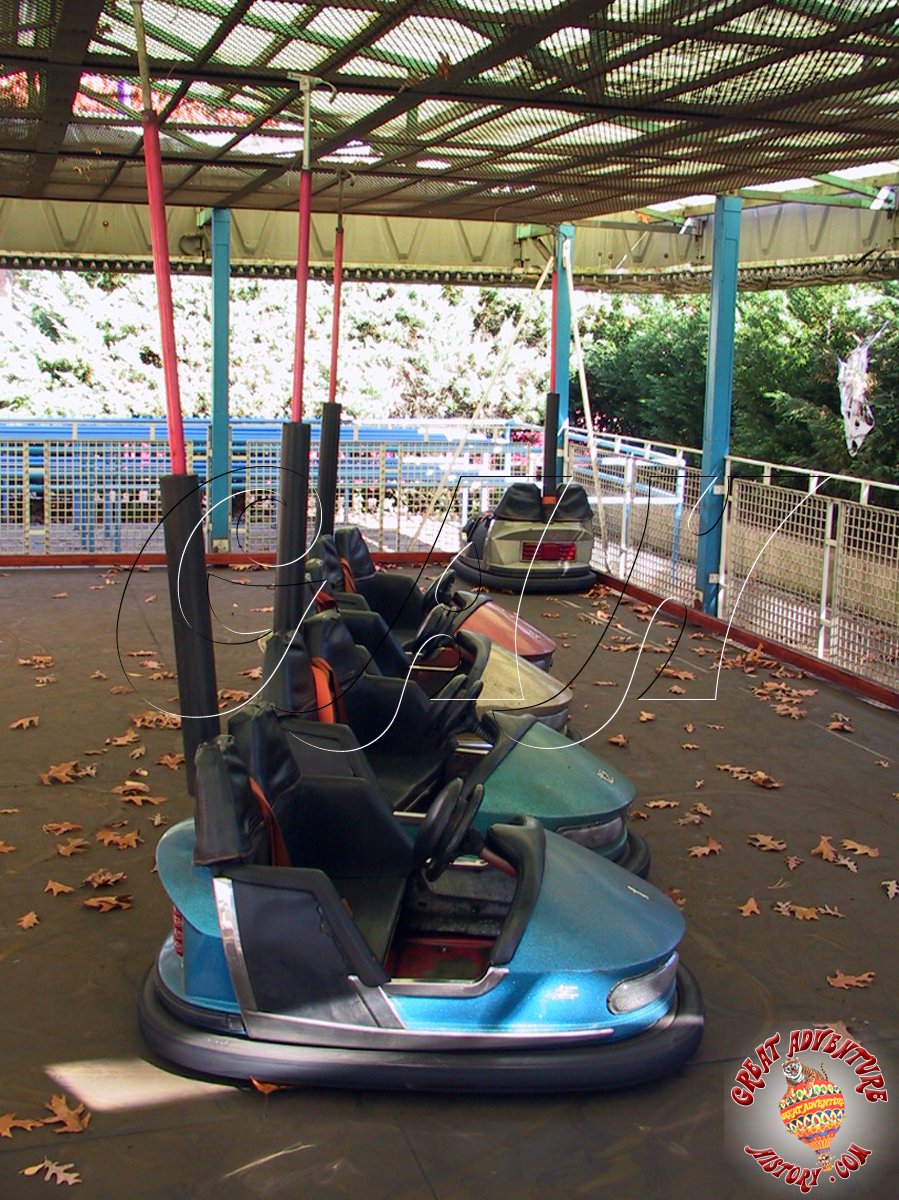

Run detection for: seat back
[[302, 609, 367, 706], [193, 734, 288, 868], [547, 483, 592, 523], [310, 536, 348, 591], [493, 482, 544, 521], [261, 628, 319, 718], [333, 526, 377, 586]]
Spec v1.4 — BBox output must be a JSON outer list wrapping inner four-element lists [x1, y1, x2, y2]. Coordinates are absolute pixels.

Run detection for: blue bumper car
[[139, 708, 703, 1091]]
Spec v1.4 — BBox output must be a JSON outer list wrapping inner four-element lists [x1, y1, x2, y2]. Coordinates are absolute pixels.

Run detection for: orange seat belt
[[247, 776, 291, 867], [310, 656, 348, 725], [338, 556, 356, 593]]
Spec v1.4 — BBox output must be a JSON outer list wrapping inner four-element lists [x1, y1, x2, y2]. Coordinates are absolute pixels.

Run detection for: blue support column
[[208, 207, 231, 550], [552, 223, 574, 476], [696, 195, 741, 614]]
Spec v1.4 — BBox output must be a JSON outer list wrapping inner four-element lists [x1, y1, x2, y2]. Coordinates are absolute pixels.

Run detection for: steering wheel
[[403, 603, 456, 656], [428, 674, 482, 742], [422, 568, 457, 611], [413, 778, 485, 881]]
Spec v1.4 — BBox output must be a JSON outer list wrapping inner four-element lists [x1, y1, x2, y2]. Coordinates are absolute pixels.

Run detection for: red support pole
[[327, 217, 344, 405], [142, 113, 186, 475], [292, 168, 313, 421]]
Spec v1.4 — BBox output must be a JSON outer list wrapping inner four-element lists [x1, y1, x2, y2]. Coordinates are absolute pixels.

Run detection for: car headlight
[[558, 814, 626, 851], [607, 952, 679, 1014]]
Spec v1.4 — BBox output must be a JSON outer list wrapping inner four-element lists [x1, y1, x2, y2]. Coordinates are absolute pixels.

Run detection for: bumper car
[[262, 612, 649, 876], [324, 526, 557, 670], [456, 482, 597, 594], [139, 708, 703, 1091]]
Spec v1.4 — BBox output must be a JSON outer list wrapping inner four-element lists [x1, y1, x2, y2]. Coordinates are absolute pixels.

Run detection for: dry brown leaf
[[749, 770, 783, 790], [677, 812, 703, 826], [157, 752, 184, 770], [629, 809, 649, 820], [35, 675, 56, 687], [688, 836, 722, 857], [39, 761, 80, 786], [43, 1094, 91, 1135], [128, 745, 146, 760], [656, 666, 695, 681], [56, 839, 89, 858], [140, 659, 164, 670], [747, 833, 787, 852], [667, 684, 686, 695], [9, 715, 39, 730], [835, 854, 858, 874], [0, 808, 20, 814], [773, 703, 806, 719], [131, 711, 181, 730], [818, 905, 846, 919], [144, 594, 158, 603], [20, 1157, 82, 1185], [44, 880, 74, 896], [693, 779, 705, 790], [106, 728, 138, 746], [811, 834, 837, 862], [148, 670, 176, 680], [149, 812, 169, 827], [90, 670, 108, 680], [18, 654, 54, 669], [540, 611, 560, 619], [592, 679, 617, 687], [42, 822, 82, 836], [881, 879, 899, 899], [127, 649, 156, 657], [606, 733, 629, 748], [691, 802, 712, 816], [96, 828, 142, 850], [647, 799, 679, 809], [840, 838, 879, 858], [0, 1113, 44, 1137], [17, 911, 39, 930], [681, 742, 700, 751], [683, 722, 695, 733], [875, 759, 890, 768], [239, 666, 263, 680], [785, 855, 804, 871], [773, 901, 794, 916], [638, 711, 656, 722], [83, 894, 132, 913], [705, 723, 724, 731], [791, 905, 819, 921], [826, 970, 875, 990], [112, 780, 150, 796], [827, 713, 854, 733], [738, 897, 760, 917], [0, 840, 17, 853], [123, 793, 166, 807], [218, 688, 251, 703], [250, 1078, 293, 1094], [82, 868, 126, 889], [665, 887, 686, 909]]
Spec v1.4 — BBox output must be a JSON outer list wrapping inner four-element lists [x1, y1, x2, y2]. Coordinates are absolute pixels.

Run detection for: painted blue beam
[[553, 223, 574, 475], [209, 208, 231, 548], [696, 195, 742, 614]]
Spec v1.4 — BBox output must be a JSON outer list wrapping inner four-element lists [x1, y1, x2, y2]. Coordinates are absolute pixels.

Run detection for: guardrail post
[[696, 194, 742, 614], [203, 207, 231, 551]]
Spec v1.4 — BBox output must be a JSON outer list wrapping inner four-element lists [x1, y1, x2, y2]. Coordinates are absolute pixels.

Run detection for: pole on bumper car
[[133, 0, 219, 792]]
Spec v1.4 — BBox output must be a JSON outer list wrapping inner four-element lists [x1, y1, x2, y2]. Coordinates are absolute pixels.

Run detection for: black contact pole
[[317, 401, 342, 536], [273, 421, 311, 633], [543, 390, 560, 497], [161, 474, 220, 795]]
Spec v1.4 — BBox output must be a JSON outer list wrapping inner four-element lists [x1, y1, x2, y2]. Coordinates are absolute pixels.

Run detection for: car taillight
[[522, 541, 577, 562], [557, 815, 626, 851], [608, 953, 679, 1014], [172, 905, 184, 956]]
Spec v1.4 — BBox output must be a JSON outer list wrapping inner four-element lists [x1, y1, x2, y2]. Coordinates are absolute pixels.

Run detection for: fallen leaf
[[0, 1113, 44, 1137], [677, 812, 703, 826], [638, 711, 656, 722], [42, 822, 82, 836], [0, 808, 20, 814], [44, 880, 74, 896], [239, 667, 263, 680], [18, 654, 54, 669], [668, 684, 686, 695], [106, 729, 138, 746], [52, 592, 68, 599], [56, 839, 89, 857], [43, 1095, 90, 1135], [83, 894, 132, 913], [818, 905, 846, 919], [111, 780, 150, 796], [683, 723, 695, 734], [250, 1078, 293, 1094], [96, 828, 142, 850], [785, 855, 804, 871], [9, 715, 39, 730], [131, 711, 180, 730], [90, 670, 108, 680], [109, 685, 132, 695], [773, 703, 806, 719], [688, 836, 723, 857], [128, 745, 146, 760], [647, 799, 679, 809], [657, 666, 695, 681], [144, 594, 157, 604], [691, 802, 712, 816], [791, 905, 819, 921], [826, 970, 875, 990], [681, 742, 700, 751], [218, 688, 250, 704], [149, 812, 168, 827], [629, 809, 649, 820], [20, 1157, 82, 1185], [39, 761, 80, 786], [148, 670, 176, 680], [811, 835, 837, 862], [875, 759, 889, 768], [739, 897, 760, 917], [840, 839, 879, 858], [749, 770, 783, 790], [881, 879, 899, 899], [127, 649, 156, 657], [694, 779, 705, 789], [835, 854, 858, 874], [747, 833, 787, 852], [156, 752, 184, 770], [768, 877, 789, 890], [17, 911, 39, 930], [607, 734, 629, 748], [140, 659, 164, 670], [123, 793, 166, 807], [665, 887, 686, 909], [705, 723, 724, 731], [827, 713, 854, 733], [82, 868, 126, 889], [0, 840, 17, 853], [541, 611, 560, 619], [772, 901, 794, 916]]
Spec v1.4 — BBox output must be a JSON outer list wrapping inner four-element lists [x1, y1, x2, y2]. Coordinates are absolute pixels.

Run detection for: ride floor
[[0, 565, 896, 1199]]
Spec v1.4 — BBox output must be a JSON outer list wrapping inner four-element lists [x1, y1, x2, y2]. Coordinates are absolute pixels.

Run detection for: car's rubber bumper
[[454, 554, 597, 595], [139, 961, 703, 1093], [612, 830, 651, 879]]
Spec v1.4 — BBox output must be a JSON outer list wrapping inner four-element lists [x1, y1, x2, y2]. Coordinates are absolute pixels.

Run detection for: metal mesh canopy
[[2, 1, 899, 221]]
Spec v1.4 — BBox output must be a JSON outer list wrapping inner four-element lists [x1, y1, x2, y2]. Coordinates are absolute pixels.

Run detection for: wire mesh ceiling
[[2, 1, 899, 221]]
